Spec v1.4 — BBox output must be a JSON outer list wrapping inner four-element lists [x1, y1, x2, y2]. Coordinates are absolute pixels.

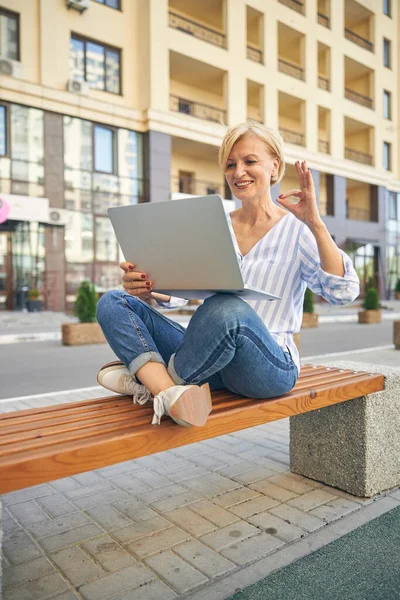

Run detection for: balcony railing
[[247, 45, 263, 63], [278, 0, 305, 15], [345, 147, 373, 166], [318, 139, 330, 153], [346, 206, 371, 221], [280, 128, 305, 146], [171, 175, 222, 196], [318, 75, 330, 91], [169, 11, 226, 48], [344, 28, 374, 52], [170, 95, 226, 124], [317, 12, 330, 28], [345, 88, 373, 109], [278, 58, 305, 81]]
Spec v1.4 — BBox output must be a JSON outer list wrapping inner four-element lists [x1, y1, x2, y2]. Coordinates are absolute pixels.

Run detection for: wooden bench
[[0, 365, 384, 495]]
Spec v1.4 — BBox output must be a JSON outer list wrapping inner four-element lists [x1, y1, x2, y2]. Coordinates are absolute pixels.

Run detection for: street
[[0, 320, 395, 399]]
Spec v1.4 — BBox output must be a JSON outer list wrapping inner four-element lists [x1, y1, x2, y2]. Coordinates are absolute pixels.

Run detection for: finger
[[123, 282, 152, 295], [305, 168, 315, 191], [278, 189, 302, 200], [295, 161, 306, 189], [120, 261, 136, 273], [122, 272, 148, 283]]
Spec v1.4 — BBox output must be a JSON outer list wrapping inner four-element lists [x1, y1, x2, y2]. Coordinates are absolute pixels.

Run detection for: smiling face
[[224, 134, 280, 202]]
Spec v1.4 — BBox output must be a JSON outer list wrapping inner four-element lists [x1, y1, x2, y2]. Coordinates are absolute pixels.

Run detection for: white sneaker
[[152, 383, 212, 426], [97, 361, 153, 406]]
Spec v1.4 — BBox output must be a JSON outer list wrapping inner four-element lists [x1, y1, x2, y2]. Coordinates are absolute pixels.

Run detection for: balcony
[[281, 128, 305, 146], [168, 11, 226, 49], [318, 139, 330, 153], [345, 147, 373, 166], [247, 45, 263, 63], [345, 28, 373, 52], [345, 88, 373, 109], [318, 75, 330, 91], [317, 12, 330, 27], [278, 0, 305, 15], [278, 58, 305, 81], [171, 175, 222, 196], [346, 206, 371, 221], [247, 79, 264, 123], [170, 95, 225, 124]]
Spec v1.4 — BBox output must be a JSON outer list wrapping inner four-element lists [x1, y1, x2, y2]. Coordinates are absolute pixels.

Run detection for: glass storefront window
[[11, 105, 44, 164], [64, 211, 94, 264], [95, 216, 117, 262], [94, 125, 114, 173], [0, 105, 6, 156], [64, 117, 92, 171]]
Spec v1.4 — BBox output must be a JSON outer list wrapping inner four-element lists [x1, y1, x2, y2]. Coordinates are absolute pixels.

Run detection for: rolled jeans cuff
[[128, 351, 165, 377], [167, 352, 186, 385]]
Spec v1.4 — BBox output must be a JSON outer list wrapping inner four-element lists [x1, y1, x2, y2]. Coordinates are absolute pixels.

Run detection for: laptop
[[108, 195, 281, 302]]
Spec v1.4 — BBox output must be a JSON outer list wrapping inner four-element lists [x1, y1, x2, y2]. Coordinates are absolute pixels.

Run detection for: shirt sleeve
[[299, 225, 360, 305], [154, 296, 189, 309]]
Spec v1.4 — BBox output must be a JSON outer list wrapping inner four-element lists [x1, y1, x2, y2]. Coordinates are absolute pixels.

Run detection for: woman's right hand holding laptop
[[120, 262, 171, 303]]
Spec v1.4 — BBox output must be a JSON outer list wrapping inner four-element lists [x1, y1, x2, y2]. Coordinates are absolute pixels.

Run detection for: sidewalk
[[1, 299, 400, 345], [1, 346, 400, 599]]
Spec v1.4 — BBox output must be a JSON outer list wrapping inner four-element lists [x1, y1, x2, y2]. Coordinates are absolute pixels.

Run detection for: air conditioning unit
[[66, 0, 89, 11], [0, 57, 23, 79], [67, 78, 89, 95], [47, 208, 69, 227]]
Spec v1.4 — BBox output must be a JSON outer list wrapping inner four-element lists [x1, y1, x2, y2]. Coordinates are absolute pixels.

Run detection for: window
[[0, 105, 6, 156], [93, 0, 121, 9], [94, 125, 115, 174], [383, 142, 391, 170], [383, 90, 391, 119], [0, 9, 19, 61], [388, 192, 397, 221], [70, 35, 121, 94], [383, 38, 391, 68], [383, 0, 391, 17]]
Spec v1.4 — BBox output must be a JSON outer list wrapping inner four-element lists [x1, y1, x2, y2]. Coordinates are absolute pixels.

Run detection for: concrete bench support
[[290, 362, 400, 498]]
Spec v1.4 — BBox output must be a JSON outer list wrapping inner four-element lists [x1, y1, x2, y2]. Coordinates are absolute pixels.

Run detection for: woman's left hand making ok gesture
[[276, 160, 323, 231]]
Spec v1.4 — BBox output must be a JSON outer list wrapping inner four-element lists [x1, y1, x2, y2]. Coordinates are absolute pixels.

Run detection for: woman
[[96, 122, 359, 427]]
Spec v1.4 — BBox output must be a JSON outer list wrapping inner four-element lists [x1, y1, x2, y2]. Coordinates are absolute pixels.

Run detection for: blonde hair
[[218, 121, 285, 186]]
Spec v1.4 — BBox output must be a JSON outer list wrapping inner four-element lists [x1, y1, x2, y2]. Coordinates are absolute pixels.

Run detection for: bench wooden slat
[[0, 367, 384, 494]]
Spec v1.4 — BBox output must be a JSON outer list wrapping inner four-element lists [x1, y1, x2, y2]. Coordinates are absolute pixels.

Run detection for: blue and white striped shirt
[[159, 212, 360, 371]]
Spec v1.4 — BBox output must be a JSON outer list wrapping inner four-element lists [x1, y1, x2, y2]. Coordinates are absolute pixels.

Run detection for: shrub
[[303, 287, 314, 314], [73, 281, 98, 323], [395, 278, 400, 293], [366, 276, 375, 291], [27, 288, 40, 301], [363, 287, 379, 311]]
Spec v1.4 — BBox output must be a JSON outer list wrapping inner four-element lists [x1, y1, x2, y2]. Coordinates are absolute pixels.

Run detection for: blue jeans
[[96, 291, 298, 398]]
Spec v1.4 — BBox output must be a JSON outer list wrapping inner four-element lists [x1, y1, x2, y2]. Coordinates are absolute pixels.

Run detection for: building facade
[[0, 0, 398, 311]]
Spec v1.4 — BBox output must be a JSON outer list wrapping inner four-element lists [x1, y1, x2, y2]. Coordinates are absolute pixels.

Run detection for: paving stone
[[95, 460, 145, 478], [4, 572, 68, 600], [389, 488, 400, 501], [36, 494, 78, 518], [251, 456, 290, 473], [78, 564, 154, 600], [26, 511, 90, 539], [126, 525, 191, 558], [269, 504, 325, 532], [287, 489, 337, 512], [217, 461, 262, 478], [112, 515, 171, 544], [212, 487, 260, 508], [72, 472, 107, 486], [268, 472, 320, 494], [187, 453, 230, 470], [152, 457, 194, 475], [249, 480, 298, 501], [189, 499, 240, 527], [3, 556, 54, 590], [181, 477, 222, 498], [71, 489, 130, 510], [50, 479, 80, 493], [144, 550, 207, 594], [7, 500, 50, 527], [231, 467, 277, 484], [150, 490, 201, 512], [48, 591, 80, 600], [308, 497, 362, 521], [64, 482, 116, 501], [220, 531, 285, 565], [81, 534, 137, 572], [118, 579, 178, 600], [134, 455, 164, 469], [136, 483, 187, 505], [174, 538, 235, 578], [83, 505, 134, 531], [248, 511, 305, 542], [50, 546, 104, 587], [111, 496, 158, 522], [199, 521, 259, 551], [39, 523, 103, 552], [228, 494, 280, 518], [3, 529, 43, 565], [2, 509, 21, 534], [165, 506, 217, 536], [2, 484, 54, 506], [165, 466, 209, 483], [126, 470, 171, 490], [207, 449, 245, 466]]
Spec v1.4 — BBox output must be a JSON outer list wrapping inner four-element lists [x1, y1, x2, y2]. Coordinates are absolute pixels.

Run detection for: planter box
[[396, 293, 400, 300], [62, 322, 106, 346], [394, 321, 400, 350], [301, 313, 319, 328], [358, 310, 382, 324], [27, 300, 42, 312]]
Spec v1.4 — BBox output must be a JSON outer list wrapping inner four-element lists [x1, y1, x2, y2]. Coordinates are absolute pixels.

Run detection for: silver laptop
[[108, 195, 280, 302]]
